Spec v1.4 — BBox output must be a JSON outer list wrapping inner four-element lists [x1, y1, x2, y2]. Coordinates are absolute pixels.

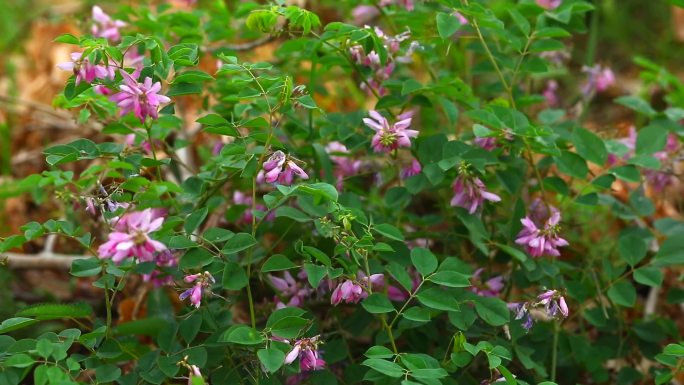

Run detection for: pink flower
[[542, 80, 559, 107], [515, 206, 569, 257], [537, 289, 569, 318], [401, 158, 422, 179], [142, 249, 178, 287], [326, 142, 362, 189], [110, 70, 171, 123], [97, 208, 167, 264], [380, 0, 414, 10], [450, 174, 501, 214], [269, 271, 313, 308], [582, 65, 615, 95], [351, 6, 380, 25], [363, 110, 418, 153], [187, 365, 202, 385], [179, 271, 215, 308], [471, 268, 504, 297], [453, 11, 468, 25], [91, 6, 126, 42], [258, 151, 309, 186], [473, 137, 497, 151], [284, 336, 325, 371], [57, 52, 114, 85], [536, 0, 562, 9]]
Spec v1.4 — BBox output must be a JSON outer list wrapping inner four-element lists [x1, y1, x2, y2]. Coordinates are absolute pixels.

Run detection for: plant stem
[[550, 320, 559, 382]]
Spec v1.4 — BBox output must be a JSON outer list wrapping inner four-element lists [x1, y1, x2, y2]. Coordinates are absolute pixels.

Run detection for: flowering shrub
[[1, 1, 683, 385]]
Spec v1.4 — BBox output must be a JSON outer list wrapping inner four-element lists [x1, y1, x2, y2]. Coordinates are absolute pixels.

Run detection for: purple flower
[[179, 271, 215, 308], [582, 65, 615, 95], [110, 70, 171, 123], [142, 249, 178, 287], [98, 208, 167, 264], [508, 302, 534, 330], [537, 289, 569, 318], [363, 110, 418, 153], [91, 5, 126, 42], [331, 272, 384, 305], [536, 0, 562, 9], [258, 151, 309, 186], [542, 80, 559, 107], [380, 0, 414, 10], [450, 172, 501, 214], [351, 5, 380, 25], [471, 268, 505, 297], [57, 52, 114, 85], [515, 205, 569, 257], [453, 11, 468, 25], [284, 336, 325, 371]]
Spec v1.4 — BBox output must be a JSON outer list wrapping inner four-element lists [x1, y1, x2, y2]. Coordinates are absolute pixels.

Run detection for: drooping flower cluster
[[98, 208, 167, 264], [284, 336, 325, 371], [363, 110, 418, 153], [331, 272, 384, 305], [515, 205, 569, 257], [471, 268, 505, 297], [179, 272, 215, 308], [110, 70, 171, 123], [57, 52, 114, 85], [509, 289, 569, 331], [258, 151, 309, 186], [450, 163, 501, 214], [349, 26, 419, 95], [582, 64, 615, 96], [326, 141, 362, 189], [269, 271, 314, 309]]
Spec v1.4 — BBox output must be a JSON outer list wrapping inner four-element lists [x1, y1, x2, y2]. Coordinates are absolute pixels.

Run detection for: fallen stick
[[2, 252, 90, 269]]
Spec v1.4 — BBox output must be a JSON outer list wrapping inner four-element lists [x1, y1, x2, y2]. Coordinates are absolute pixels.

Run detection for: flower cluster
[[363, 110, 418, 153], [180, 272, 215, 308], [450, 163, 501, 214], [57, 52, 114, 85], [471, 268, 505, 297], [515, 205, 569, 257], [582, 64, 615, 96], [269, 271, 314, 309], [510, 289, 569, 331], [349, 26, 419, 95], [326, 141, 362, 190], [258, 151, 309, 186], [98, 208, 167, 264], [536, 0, 562, 9], [331, 273, 384, 305], [91, 6, 126, 42], [284, 336, 326, 371], [110, 70, 171, 123]]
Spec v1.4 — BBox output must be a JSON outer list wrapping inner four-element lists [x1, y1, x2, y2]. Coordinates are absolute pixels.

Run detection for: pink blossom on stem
[[269, 271, 313, 309], [582, 65, 615, 95], [537, 289, 569, 318], [187, 365, 202, 385], [97, 208, 167, 264], [363, 110, 418, 153], [179, 271, 215, 308], [258, 151, 309, 186], [57, 52, 114, 85], [110, 70, 171, 123], [453, 11, 468, 25], [283, 336, 325, 371], [473, 136, 497, 151], [142, 249, 178, 287], [542, 80, 559, 107], [331, 272, 384, 305], [401, 158, 422, 179], [450, 171, 501, 214], [326, 141, 362, 189], [515, 206, 569, 257], [91, 5, 126, 42]]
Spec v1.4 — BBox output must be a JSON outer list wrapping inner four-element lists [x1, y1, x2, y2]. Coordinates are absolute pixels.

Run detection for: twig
[[2, 252, 89, 269]]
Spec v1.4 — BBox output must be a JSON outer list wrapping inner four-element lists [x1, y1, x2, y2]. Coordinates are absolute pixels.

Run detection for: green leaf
[[611, 165, 641, 182], [54, 33, 79, 44], [362, 293, 395, 314], [417, 288, 459, 311], [275, 207, 311, 222], [436, 12, 462, 39], [180, 248, 214, 269], [473, 297, 510, 326], [262, 254, 297, 272], [636, 124, 668, 156], [410, 247, 438, 276], [365, 345, 395, 359], [0, 317, 39, 334], [185, 207, 208, 234], [653, 236, 684, 266], [303, 263, 327, 288], [221, 326, 265, 345], [615, 96, 656, 117], [554, 151, 588, 179], [607, 281, 637, 307], [633, 266, 663, 287], [222, 262, 249, 290], [96, 364, 122, 383], [618, 234, 648, 266], [173, 70, 215, 84], [270, 316, 309, 339], [303, 246, 332, 266], [572, 127, 607, 165], [222, 233, 257, 255], [428, 271, 471, 288], [362, 358, 404, 378], [16, 303, 93, 320], [374, 223, 405, 241], [258, 348, 286, 373], [5, 353, 35, 368], [508, 9, 530, 36], [402, 307, 431, 323], [35, 339, 53, 359]]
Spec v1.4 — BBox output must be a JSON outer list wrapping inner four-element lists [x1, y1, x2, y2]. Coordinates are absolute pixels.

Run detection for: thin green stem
[[550, 320, 559, 382]]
